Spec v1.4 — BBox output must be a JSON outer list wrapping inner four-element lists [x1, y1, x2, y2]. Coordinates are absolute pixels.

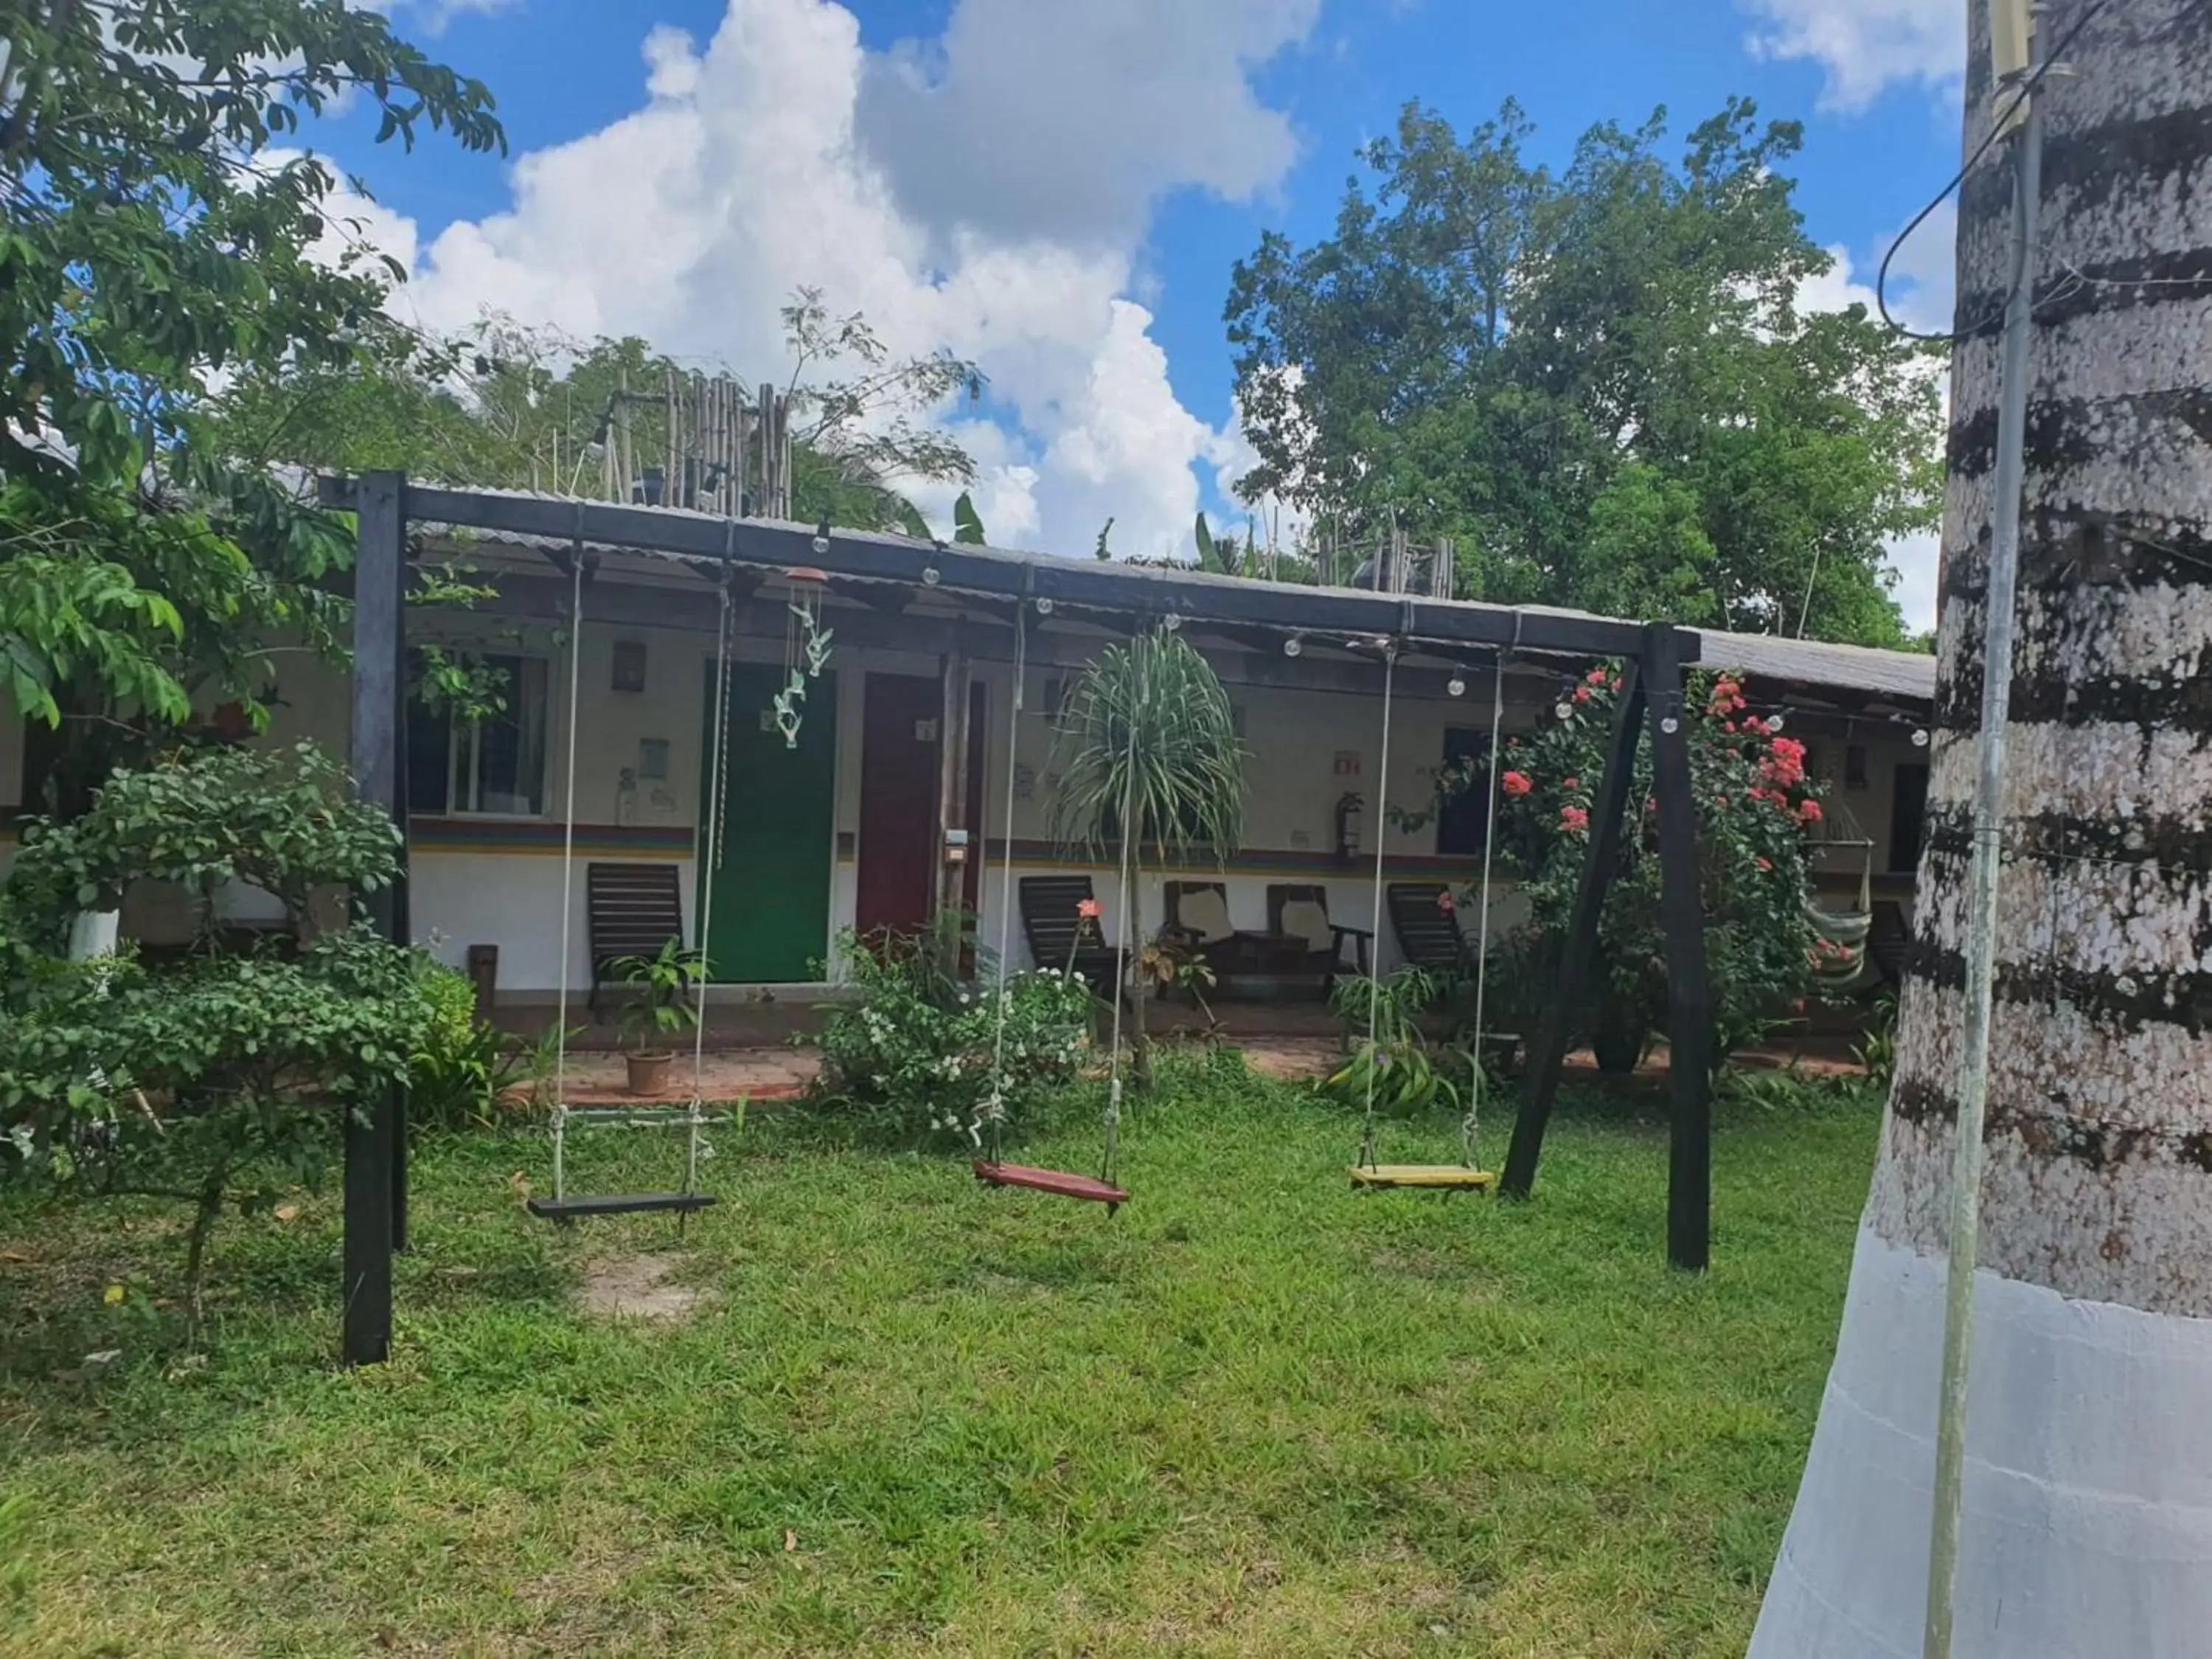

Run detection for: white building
[[0, 490, 1936, 1012]]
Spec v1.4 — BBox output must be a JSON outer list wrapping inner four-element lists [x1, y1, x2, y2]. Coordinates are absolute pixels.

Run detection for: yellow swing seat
[[1347, 1164, 1495, 1192]]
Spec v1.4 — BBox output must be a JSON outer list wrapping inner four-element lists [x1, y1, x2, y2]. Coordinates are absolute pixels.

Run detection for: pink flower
[[1561, 805, 1590, 833], [1587, 668, 1608, 685], [1562, 777, 1579, 792], [1436, 890, 1456, 914], [1798, 799, 1824, 825], [1502, 771, 1533, 798], [1714, 794, 1728, 807], [1573, 686, 1592, 704], [1077, 897, 1102, 919], [1723, 720, 1736, 733], [1756, 856, 1772, 872]]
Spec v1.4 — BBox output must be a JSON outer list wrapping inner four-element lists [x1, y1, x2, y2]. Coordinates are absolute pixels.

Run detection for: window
[[1845, 745, 1869, 790], [407, 653, 549, 817], [1436, 728, 1494, 858]]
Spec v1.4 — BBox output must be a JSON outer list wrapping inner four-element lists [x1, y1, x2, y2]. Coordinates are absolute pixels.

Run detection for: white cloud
[[347, 0, 1315, 564], [1739, 0, 1961, 111]]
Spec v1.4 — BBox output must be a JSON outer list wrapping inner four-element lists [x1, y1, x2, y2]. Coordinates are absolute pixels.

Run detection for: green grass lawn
[[0, 1055, 1877, 1657]]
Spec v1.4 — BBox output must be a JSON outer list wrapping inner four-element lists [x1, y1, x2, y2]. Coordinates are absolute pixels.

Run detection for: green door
[[697, 663, 838, 982]]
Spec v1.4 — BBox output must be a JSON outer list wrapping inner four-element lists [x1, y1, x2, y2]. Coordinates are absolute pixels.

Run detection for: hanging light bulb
[[1162, 612, 1183, 631], [1555, 701, 1574, 721], [1765, 712, 1786, 733], [1283, 634, 1303, 658], [1447, 671, 1467, 698], [1912, 727, 1930, 748], [811, 515, 832, 557], [1034, 596, 1054, 615], [1660, 714, 1681, 734]]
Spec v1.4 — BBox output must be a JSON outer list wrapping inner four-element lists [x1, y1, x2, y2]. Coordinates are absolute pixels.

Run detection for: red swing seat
[[973, 1160, 1129, 1214]]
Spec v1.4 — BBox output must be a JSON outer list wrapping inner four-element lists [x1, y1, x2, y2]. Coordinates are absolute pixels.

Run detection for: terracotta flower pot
[[625, 1051, 674, 1097]]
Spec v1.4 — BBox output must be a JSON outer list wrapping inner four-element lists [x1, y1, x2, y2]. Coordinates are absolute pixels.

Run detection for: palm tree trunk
[[1752, 4, 2212, 1654]]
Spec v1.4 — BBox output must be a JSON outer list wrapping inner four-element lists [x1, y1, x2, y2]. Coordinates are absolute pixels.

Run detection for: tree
[[0, 742, 429, 1336], [1750, 6, 2212, 1655], [1224, 98, 1943, 644], [0, 0, 504, 813], [1049, 629, 1248, 1084], [201, 297, 984, 538]]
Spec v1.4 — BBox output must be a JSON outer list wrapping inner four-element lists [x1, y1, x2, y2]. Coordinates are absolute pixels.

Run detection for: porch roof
[[326, 476, 1935, 708]]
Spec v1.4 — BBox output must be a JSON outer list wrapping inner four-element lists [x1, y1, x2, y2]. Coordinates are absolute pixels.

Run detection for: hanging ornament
[[770, 567, 833, 748]]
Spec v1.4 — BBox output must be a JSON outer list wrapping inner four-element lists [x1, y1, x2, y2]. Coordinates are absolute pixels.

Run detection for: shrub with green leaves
[[406, 961, 521, 1134], [1408, 666, 1826, 1065], [812, 928, 1093, 1146], [0, 742, 428, 1331]]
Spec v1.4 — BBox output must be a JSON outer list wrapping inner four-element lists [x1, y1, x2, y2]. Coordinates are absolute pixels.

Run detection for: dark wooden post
[[343, 470, 406, 1366], [1499, 659, 1644, 1199], [935, 627, 973, 973], [1644, 623, 1712, 1271]]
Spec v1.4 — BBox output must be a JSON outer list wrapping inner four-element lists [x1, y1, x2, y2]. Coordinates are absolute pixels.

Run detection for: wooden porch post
[[343, 470, 406, 1366], [1644, 622, 1713, 1271], [936, 627, 973, 973], [1499, 658, 1645, 1200]]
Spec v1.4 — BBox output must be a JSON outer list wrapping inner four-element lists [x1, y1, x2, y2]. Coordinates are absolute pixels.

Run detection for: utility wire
[[1875, 0, 2116, 345]]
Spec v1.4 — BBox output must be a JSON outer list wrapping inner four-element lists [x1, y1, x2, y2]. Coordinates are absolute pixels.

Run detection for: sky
[[333, 0, 1969, 630]]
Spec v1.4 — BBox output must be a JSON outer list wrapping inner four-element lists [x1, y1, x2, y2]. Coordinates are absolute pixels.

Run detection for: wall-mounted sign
[[1333, 751, 1362, 776]]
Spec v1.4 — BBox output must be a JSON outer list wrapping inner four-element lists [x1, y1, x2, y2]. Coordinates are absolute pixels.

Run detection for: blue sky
[[336, 0, 1964, 625]]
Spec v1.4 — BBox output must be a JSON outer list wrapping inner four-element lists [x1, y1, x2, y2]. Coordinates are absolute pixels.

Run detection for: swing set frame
[[327, 471, 1716, 1368]]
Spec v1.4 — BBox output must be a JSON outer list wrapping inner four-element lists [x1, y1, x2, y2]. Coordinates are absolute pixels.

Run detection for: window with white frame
[[406, 653, 550, 816]]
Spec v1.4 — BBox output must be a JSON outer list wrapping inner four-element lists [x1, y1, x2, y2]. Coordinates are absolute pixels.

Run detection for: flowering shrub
[[812, 927, 1095, 1144], [1422, 666, 1826, 1065]]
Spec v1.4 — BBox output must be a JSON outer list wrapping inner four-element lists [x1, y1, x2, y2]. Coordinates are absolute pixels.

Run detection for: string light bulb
[[1912, 727, 1930, 748], [1660, 715, 1680, 735], [1283, 634, 1303, 658], [1447, 672, 1467, 698]]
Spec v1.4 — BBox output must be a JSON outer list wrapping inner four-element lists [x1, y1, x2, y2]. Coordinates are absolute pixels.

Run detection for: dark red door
[[858, 675, 939, 939], [857, 676, 991, 939]]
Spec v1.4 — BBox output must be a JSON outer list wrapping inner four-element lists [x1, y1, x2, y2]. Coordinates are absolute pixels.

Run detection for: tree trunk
[[1752, 5, 2212, 1655]]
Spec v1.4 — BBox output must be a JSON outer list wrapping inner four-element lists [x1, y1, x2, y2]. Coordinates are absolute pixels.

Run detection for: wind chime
[[771, 566, 833, 746]]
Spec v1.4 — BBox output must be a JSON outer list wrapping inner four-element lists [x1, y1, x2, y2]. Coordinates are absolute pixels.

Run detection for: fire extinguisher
[[1334, 791, 1363, 863]]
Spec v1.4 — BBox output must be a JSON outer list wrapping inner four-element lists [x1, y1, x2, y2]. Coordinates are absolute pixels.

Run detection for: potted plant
[[613, 939, 705, 1096]]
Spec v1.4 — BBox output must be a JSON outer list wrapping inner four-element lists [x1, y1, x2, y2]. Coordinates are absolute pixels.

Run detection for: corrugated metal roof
[[398, 481, 1936, 705], [1691, 630, 1936, 704]]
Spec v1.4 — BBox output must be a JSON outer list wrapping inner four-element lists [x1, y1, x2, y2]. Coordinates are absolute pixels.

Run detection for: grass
[[0, 1053, 1879, 1657]]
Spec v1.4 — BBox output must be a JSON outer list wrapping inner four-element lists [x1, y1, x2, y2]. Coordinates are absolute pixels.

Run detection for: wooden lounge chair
[[1018, 874, 1123, 998], [1385, 881, 1475, 982], [587, 862, 686, 1015], [1265, 883, 1371, 997], [1161, 880, 1281, 992]]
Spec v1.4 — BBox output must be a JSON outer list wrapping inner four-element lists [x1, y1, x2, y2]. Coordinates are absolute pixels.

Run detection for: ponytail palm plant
[[1050, 628, 1247, 860], [1050, 629, 1248, 1082]]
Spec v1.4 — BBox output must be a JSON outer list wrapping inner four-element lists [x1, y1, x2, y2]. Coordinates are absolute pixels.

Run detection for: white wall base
[[1751, 1225, 2212, 1658]]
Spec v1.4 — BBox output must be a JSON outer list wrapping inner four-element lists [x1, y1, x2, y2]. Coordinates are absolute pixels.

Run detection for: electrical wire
[[1874, 0, 2116, 346]]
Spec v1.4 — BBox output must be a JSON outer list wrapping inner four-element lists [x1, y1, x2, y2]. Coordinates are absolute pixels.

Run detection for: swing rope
[[1461, 639, 1512, 1169], [549, 551, 586, 1202], [1099, 622, 1148, 1190], [683, 577, 737, 1193], [974, 605, 1027, 1166], [1357, 642, 1397, 1171]]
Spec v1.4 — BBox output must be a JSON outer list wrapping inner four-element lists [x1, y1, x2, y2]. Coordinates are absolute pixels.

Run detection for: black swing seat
[[526, 1192, 717, 1222], [973, 1161, 1129, 1214]]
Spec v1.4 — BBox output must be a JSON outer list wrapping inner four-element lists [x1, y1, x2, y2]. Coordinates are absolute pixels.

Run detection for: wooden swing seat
[[974, 1161, 1129, 1214], [526, 1192, 717, 1222], [1347, 1164, 1495, 1192]]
